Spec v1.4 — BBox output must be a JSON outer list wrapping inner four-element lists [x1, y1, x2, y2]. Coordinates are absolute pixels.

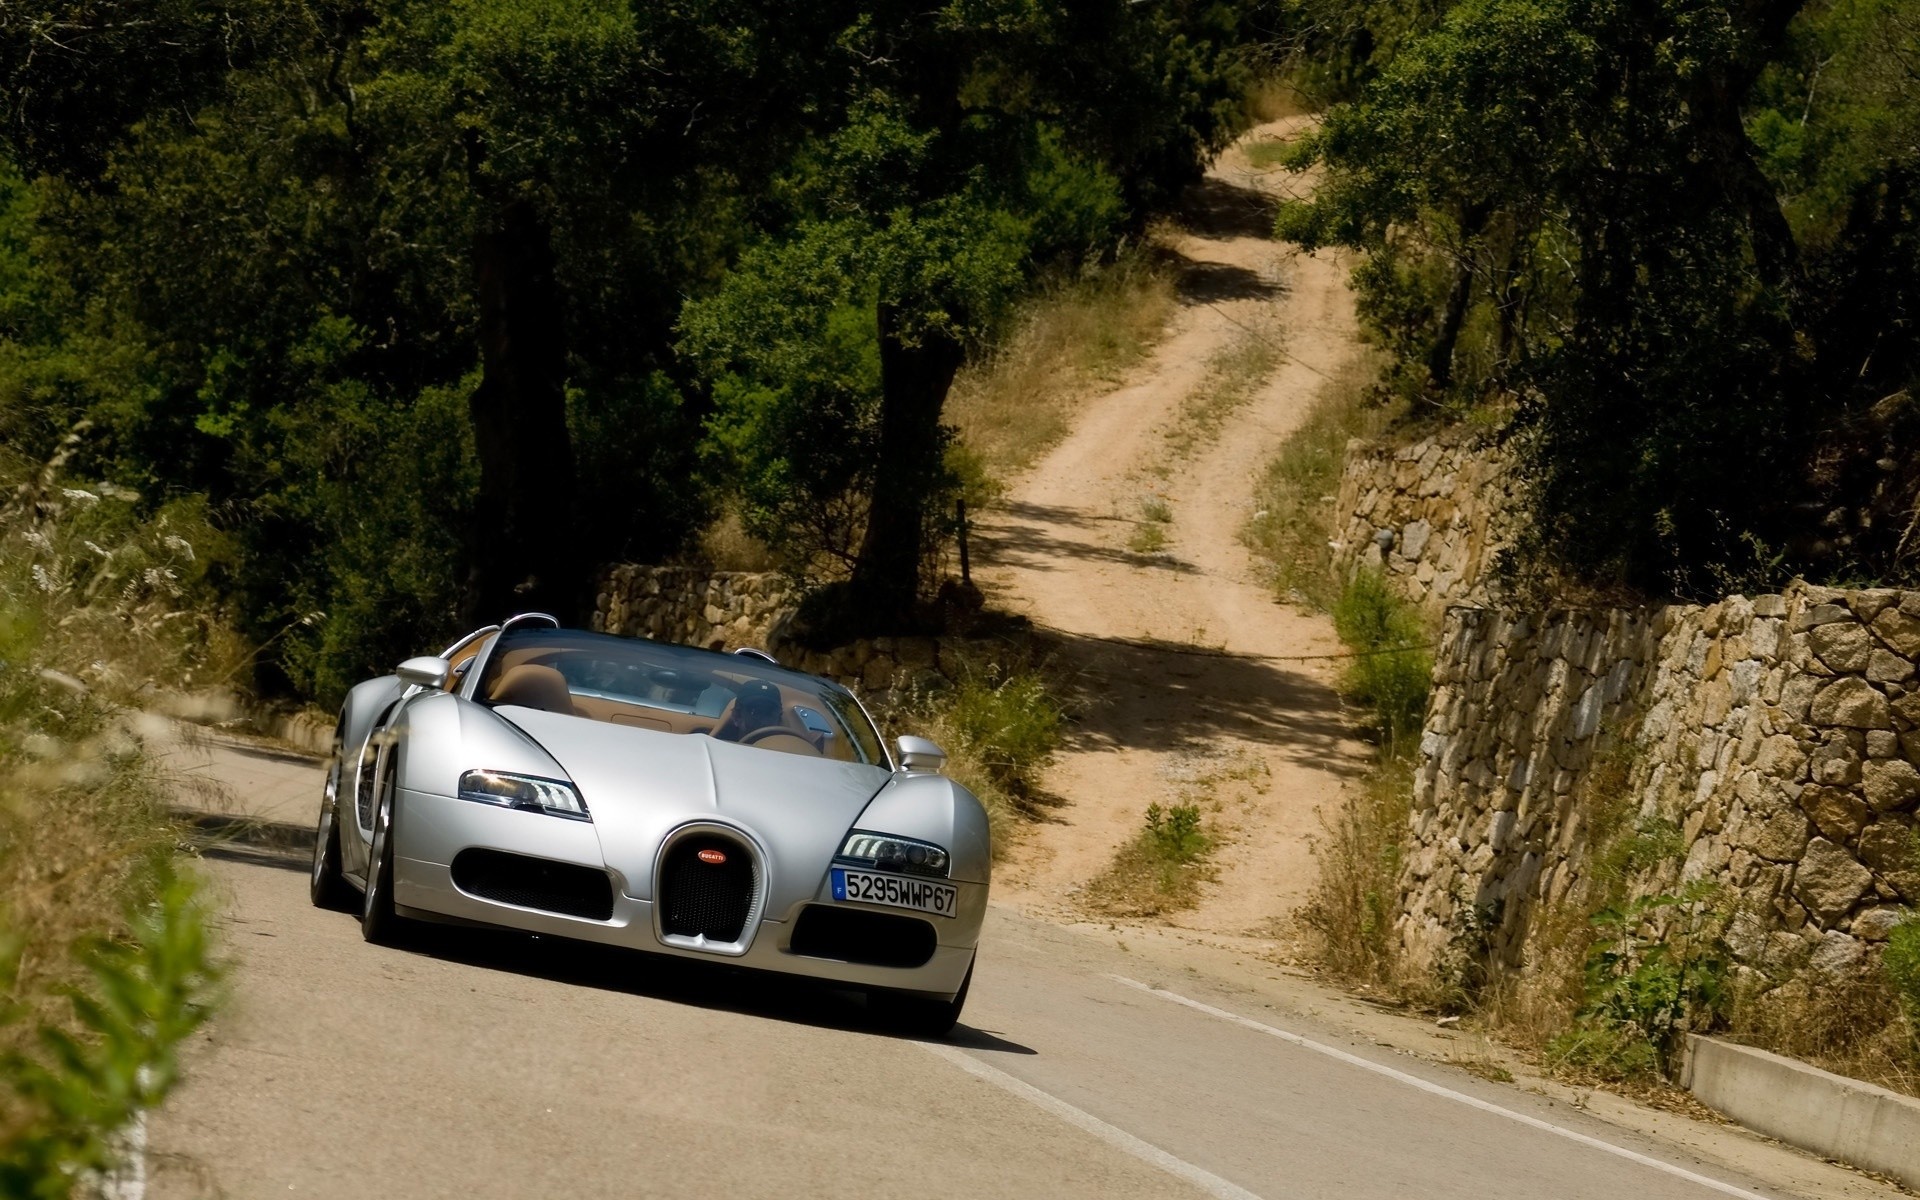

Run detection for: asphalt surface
[[149, 726, 1866, 1200]]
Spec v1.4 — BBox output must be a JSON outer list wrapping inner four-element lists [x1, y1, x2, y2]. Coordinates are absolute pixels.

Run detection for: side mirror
[[396, 655, 452, 691], [895, 735, 947, 774]]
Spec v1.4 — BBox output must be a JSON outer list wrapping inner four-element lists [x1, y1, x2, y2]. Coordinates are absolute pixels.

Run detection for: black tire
[[871, 959, 973, 1038], [310, 729, 353, 911], [360, 765, 404, 945]]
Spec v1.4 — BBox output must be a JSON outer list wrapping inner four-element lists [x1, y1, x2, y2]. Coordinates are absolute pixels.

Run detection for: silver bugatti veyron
[[310, 613, 989, 1034]]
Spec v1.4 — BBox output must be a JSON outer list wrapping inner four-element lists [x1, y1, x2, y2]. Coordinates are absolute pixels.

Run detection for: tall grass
[[0, 437, 226, 1193], [1244, 355, 1398, 608], [1330, 571, 1433, 753], [946, 250, 1177, 484]]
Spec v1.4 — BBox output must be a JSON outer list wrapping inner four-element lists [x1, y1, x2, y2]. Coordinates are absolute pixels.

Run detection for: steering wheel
[[738, 725, 798, 746]]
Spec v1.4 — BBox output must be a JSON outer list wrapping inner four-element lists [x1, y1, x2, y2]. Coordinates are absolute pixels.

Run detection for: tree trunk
[[848, 302, 964, 631], [1427, 201, 1490, 393], [465, 198, 581, 625]]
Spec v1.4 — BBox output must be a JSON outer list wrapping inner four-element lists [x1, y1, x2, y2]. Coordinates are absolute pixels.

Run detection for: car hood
[[496, 706, 891, 906]]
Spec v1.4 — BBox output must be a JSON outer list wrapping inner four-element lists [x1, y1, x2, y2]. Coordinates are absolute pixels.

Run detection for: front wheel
[[360, 767, 405, 945], [870, 959, 973, 1038], [311, 726, 353, 911]]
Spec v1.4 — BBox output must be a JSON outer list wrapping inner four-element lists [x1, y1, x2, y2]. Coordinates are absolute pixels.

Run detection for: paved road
[[150, 727, 1875, 1199]]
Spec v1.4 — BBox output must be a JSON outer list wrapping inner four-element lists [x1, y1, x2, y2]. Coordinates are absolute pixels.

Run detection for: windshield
[[472, 628, 887, 766]]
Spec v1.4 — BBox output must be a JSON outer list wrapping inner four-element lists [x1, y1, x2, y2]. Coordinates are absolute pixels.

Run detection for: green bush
[[1548, 889, 1727, 1080], [1885, 914, 1920, 1028], [945, 668, 1064, 797], [1145, 802, 1209, 862], [1330, 570, 1433, 750], [0, 865, 221, 1199]]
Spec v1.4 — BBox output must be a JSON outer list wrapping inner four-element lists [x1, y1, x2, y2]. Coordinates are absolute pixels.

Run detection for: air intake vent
[[659, 834, 757, 944], [790, 905, 937, 968], [451, 849, 614, 920]]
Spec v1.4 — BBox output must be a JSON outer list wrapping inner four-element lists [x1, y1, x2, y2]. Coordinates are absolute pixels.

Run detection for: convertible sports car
[[309, 613, 989, 1034]]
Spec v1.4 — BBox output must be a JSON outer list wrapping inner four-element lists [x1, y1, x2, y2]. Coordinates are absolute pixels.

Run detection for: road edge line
[[1107, 975, 1775, 1200], [918, 1042, 1263, 1200]]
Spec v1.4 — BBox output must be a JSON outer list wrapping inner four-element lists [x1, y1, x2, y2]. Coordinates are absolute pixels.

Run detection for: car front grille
[[789, 904, 937, 968], [451, 849, 615, 920], [659, 834, 757, 943]]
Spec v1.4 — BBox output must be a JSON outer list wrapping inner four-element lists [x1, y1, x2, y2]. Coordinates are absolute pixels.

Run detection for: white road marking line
[[919, 1042, 1264, 1200], [1108, 975, 1775, 1200]]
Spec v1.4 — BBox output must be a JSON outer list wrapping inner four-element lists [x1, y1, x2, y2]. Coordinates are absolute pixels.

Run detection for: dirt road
[[978, 117, 1368, 940]]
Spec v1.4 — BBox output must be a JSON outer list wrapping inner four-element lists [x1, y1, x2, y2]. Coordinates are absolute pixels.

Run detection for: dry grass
[[1243, 353, 1398, 609], [0, 435, 229, 1175], [1244, 76, 1315, 123], [1083, 802, 1219, 916], [1083, 750, 1261, 917], [1158, 326, 1283, 468], [1301, 752, 1414, 985], [945, 251, 1178, 484], [0, 437, 220, 1049], [1724, 958, 1920, 1097], [1127, 494, 1174, 555], [689, 508, 778, 572]]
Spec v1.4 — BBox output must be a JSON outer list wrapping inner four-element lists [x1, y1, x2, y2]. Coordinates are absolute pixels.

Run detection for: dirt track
[[980, 117, 1370, 942]]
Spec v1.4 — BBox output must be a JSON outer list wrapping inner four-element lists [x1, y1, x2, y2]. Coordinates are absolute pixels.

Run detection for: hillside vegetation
[[0, 0, 1269, 704], [1277, 0, 1920, 599]]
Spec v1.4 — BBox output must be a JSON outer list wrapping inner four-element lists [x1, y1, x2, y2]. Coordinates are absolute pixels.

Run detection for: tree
[[687, 1, 1257, 633], [1283, 0, 1920, 594]]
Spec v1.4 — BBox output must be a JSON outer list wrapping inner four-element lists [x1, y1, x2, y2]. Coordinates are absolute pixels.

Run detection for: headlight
[[836, 830, 949, 877], [457, 770, 589, 820]]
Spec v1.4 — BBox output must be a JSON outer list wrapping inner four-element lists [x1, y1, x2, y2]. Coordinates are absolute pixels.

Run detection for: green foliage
[[1085, 799, 1219, 915], [1885, 913, 1920, 1027], [944, 666, 1064, 798], [0, 865, 222, 1199], [1330, 570, 1432, 750], [1283, 0, 1920, 597], [1145, 802, 1210, 862], [1548, 888, 1728, 1080]]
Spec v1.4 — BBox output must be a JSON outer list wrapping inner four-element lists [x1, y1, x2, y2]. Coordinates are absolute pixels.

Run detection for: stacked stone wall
[[1332, 433, 1517, 615], [593, 566, 801, 651], [1403, 585, 1920, 984]]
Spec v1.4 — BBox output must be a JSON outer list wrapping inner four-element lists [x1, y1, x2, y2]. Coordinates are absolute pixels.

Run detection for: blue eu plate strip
[[830, 868, 847, 900]]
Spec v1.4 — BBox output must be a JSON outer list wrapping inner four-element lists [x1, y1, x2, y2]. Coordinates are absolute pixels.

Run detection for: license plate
[[830, 868, 958, 918]]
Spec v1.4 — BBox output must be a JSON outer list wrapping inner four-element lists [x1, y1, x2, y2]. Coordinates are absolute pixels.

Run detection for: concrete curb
[[1681, 1034, 1920, 1189]]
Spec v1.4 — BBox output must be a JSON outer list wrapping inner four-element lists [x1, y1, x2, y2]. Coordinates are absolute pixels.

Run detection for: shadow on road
[[1036, 627, 1362, 775], [284, 886, 1038, 1053], [1176, 174, 1282, 241]]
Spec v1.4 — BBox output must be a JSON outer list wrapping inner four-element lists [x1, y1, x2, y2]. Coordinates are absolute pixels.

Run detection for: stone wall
[[1401, 585, 1920, 983], [1331, 433, 1517, 615], [593, 566, 801, 651]]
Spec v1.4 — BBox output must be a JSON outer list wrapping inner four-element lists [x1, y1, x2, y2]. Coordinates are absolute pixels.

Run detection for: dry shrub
[[1725, 960, 1920, 1096], [1302, 758, 1412, 985], [945, 250, 1177, 482], [689, 508, 778, 572]]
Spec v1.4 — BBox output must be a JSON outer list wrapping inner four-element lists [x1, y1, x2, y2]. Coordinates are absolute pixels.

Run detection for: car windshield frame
[[471, 628, 889, 767]]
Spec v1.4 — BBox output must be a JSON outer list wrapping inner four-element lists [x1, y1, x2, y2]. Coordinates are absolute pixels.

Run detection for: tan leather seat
[[488, 664, 576, 715]]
